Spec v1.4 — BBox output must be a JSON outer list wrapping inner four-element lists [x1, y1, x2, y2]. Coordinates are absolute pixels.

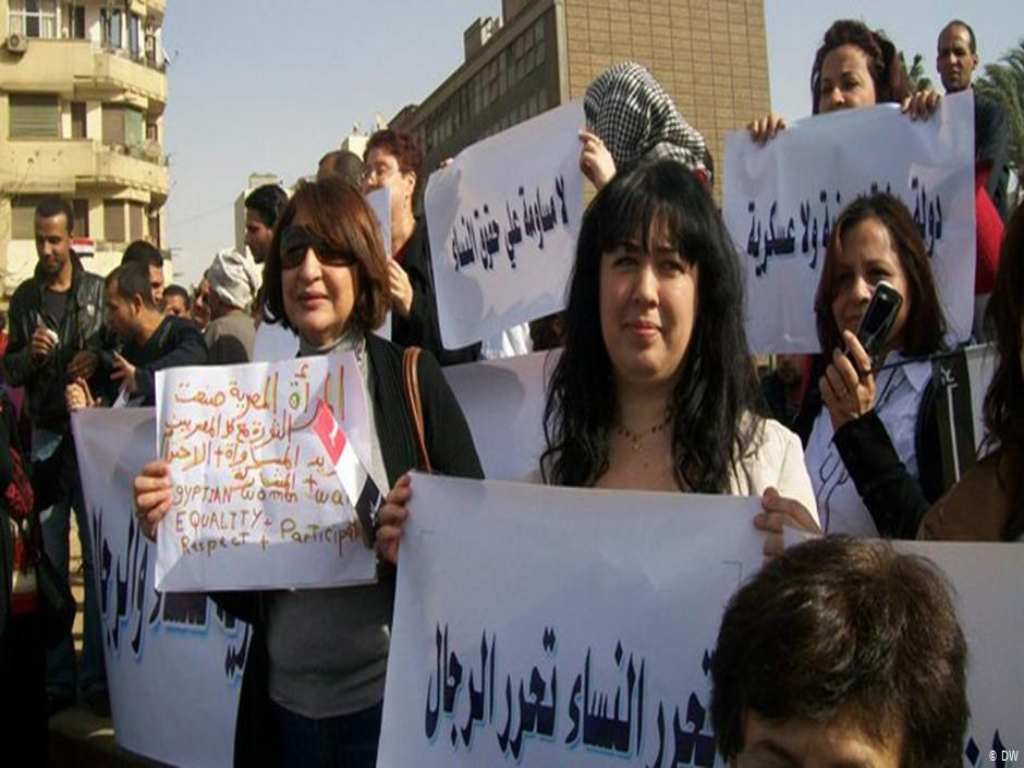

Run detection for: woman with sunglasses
[[361, 129, 480, 365], [133, 179, 482, 768]]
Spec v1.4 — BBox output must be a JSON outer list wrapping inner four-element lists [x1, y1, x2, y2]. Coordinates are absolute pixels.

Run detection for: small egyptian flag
[[310, 399, 382, 548]]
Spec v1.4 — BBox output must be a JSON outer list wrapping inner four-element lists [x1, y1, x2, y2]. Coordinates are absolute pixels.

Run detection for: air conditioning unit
[[5, 33, 28, 53]]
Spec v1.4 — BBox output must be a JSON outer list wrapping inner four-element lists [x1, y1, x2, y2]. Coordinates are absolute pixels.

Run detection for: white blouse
[[806, 351, 933, 535]]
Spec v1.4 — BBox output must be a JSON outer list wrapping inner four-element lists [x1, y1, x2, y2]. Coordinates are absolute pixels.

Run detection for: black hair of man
[[162, 283, 191, 310], [317, 150, 366, 188], [105, 261, 157, 309], [121, 240, 163, 269], [244, 184, 288, 229], [942, 19, 977, 54], [34, 197, 74, 233], [711, 536, 968, 768]]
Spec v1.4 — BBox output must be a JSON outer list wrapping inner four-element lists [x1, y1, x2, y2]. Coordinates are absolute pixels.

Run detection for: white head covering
[[207, 249, 260, 311]]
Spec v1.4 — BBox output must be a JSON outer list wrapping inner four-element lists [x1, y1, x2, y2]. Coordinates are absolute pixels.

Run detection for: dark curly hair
[[541, 159, 761, 491], [262, 178, 389, 335], [711, 536, 969, 767], [982, 202, 1024, 540], [810, 20, 911, 114]]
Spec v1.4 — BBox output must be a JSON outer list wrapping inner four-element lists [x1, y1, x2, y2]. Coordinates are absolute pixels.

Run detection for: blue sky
[[163, 1, 1022, 287]]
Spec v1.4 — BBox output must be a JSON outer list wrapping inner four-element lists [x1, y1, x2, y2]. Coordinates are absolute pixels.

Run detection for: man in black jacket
[[81, 260, 208, 408], [1, 198, 109, 714]]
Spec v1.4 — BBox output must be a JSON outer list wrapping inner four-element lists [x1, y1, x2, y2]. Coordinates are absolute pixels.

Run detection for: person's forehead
[[940, 25, 971, 48], [36, 214, 69, 233]]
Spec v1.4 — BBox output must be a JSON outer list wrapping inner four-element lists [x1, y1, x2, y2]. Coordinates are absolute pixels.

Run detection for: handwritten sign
[[381, 476, 1023, 767], [425, 101, 585, 349], [723, 91, 976, 353], [71, 408, 245, 768], [154, 353, 377, 592]]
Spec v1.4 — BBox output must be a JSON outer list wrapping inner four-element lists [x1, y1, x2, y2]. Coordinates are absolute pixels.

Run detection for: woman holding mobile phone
[[797, 192, 948, 537]]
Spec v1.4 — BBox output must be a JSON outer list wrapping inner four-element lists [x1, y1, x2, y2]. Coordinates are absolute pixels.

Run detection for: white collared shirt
[[806, 351, 933, 536]]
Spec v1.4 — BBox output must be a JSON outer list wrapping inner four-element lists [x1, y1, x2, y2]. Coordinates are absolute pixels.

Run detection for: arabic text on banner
[[380, 475, 1023, 767], [71, 408, 245, 768], [425, 101, 585, 349], [154, 353, 377, 592], [723, 91, 976, 354]]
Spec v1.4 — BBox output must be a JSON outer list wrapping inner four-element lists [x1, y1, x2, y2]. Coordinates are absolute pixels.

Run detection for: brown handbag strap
[[402, 347, 432, 473]]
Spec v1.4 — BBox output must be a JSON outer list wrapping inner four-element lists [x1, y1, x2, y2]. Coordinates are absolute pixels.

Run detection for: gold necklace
[[615, 414, 671, 452]]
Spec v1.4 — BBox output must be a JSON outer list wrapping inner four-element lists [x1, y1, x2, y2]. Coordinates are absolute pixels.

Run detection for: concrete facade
[[0, 0, 170, 302], [391, 0, 770, 201]]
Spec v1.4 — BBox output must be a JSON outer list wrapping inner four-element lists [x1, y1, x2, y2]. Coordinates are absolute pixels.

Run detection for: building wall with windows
[[0, 0, 170, 303], [391, 0, 769, 201]]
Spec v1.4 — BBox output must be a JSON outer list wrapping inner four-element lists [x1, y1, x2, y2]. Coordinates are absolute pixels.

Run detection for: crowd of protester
[[1, 15, 1019, 768]]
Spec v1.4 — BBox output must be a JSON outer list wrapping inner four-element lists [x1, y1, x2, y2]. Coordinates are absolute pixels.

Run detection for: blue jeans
[[272, 700, 382, 768], [34, 426, 106, 698]]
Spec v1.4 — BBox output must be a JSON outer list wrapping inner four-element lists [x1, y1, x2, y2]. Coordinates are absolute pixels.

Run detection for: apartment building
[[0, 0, 170, 303], [391, 0, 769, 199]]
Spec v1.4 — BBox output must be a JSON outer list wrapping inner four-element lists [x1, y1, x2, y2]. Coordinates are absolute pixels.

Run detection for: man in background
[[1, 198, 109, 715]]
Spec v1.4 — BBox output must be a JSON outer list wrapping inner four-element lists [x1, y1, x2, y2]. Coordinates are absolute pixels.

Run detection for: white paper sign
[[425, 101, 585, 349], [443, 350, 555, 480], [154, 353, 377, 591], [380, 477, 1023, 767], [379, 476, 763, 766], [72, 408, 245, 768], [724, 92, 977, 353]]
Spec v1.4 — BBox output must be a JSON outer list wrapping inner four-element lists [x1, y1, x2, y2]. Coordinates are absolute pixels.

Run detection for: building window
[[63, 3, 86, 39], [104, 200, 126, 242], [8, 0, 57, 39], [72, 198, 90, 237], [101, 7, 123, 49], [128, 13, 141, 59], [9, 94, 59, 139], [71, 101, 87, 138], [11, 197, 44, 239], [128, 202, 144, 241], [148, 210, 161, 248]]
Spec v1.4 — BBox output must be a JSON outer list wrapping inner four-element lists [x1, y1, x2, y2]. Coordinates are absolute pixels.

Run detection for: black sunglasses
[[279, 225, 355, 270]]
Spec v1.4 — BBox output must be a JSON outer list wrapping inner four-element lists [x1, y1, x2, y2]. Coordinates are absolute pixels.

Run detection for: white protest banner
[[366, 185, 392, 258], [154, 353, 377, 591], [379, 476, 763, 766], [425, 101, 585, 349], [897, 541, 1024, 764], [366, 184, 394, 342], [72, 408, 245, 768], [443, 349, 555, 480], [724, 91, 976, 353], [380, 476, 1023, 767], [252, 321, 299, 362]]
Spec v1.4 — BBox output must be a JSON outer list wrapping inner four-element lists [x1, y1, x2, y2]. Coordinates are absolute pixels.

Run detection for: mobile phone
[[855, 280, 903, 361]]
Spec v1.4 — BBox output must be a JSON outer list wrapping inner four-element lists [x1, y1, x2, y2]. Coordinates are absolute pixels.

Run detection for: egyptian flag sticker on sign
[[310, 399, 382, 547]]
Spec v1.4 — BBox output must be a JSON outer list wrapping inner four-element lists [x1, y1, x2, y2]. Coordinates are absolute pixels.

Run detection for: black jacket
[[213, 334, 483, 767], [95, 316, 209, 407], [393, 220, 481, 367], [2, 257, 108, 432]]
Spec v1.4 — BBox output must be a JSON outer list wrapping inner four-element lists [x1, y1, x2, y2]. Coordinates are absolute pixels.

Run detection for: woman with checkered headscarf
[[579, 61, 713, 191]]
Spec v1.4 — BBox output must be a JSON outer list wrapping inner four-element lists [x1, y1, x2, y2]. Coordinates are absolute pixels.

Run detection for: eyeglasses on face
[[279, 225, 355, 270]]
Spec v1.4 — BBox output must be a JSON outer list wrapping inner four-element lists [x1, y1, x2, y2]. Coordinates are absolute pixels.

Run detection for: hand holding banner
[[724, 92, 977, 353]]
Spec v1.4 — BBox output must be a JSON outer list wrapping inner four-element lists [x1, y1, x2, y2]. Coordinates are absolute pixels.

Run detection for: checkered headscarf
[[584, 61, 712, 184]]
